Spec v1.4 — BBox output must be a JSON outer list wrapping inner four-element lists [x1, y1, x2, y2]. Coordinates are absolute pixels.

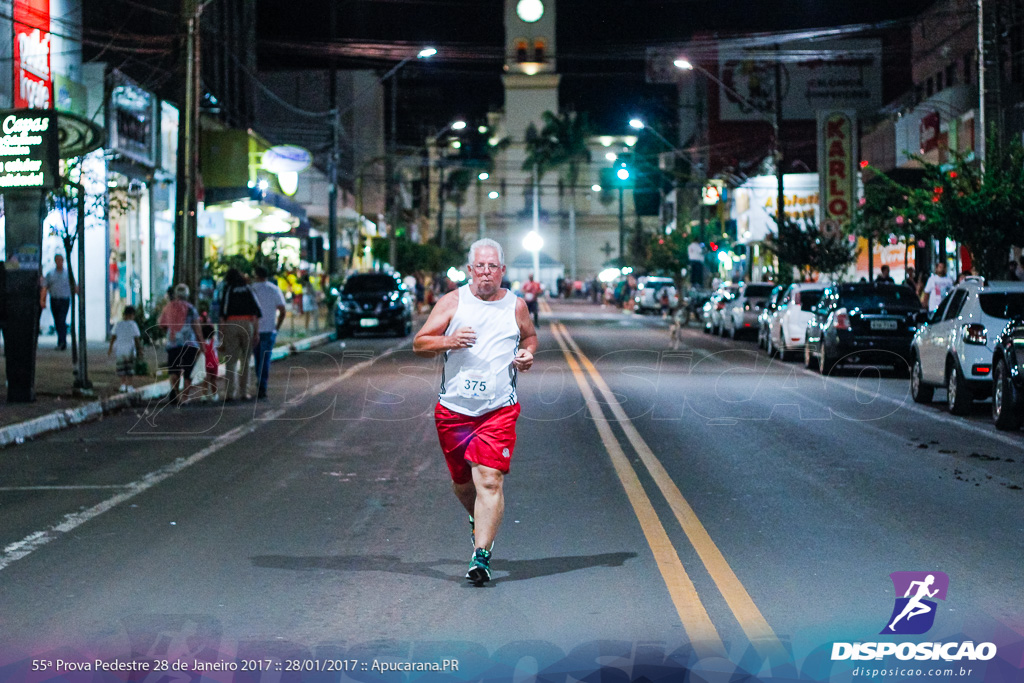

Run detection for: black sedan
[[334, 272, 414, 338], [804, 283, 924, 374], [991, 317, 1024, 430]]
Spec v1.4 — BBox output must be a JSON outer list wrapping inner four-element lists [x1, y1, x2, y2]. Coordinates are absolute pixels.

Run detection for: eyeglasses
[[472, 263, 502, 272]]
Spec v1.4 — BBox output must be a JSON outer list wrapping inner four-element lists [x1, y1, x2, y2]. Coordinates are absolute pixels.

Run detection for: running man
[[888, 574, 939, 631], [413, 238, 538, 585]]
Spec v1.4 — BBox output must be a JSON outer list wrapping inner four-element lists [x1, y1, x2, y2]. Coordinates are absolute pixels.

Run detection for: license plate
[[359, 318, 379, 328], [870, 319, 898, 330]]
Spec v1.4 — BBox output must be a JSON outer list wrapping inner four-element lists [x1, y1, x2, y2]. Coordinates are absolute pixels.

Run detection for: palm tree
[[524, 111, 593, 280]]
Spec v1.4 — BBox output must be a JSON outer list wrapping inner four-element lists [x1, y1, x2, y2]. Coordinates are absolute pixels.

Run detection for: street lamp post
[[675, 58, 785, 234], [384, 47, 436, 268], [476, 171, 488, 239], [629, 117, 680, 234], [429, 119, 465, 250]]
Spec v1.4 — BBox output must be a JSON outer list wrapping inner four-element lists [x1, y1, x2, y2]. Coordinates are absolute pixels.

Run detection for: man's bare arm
[[413, 291, 475, 357], [512, 298, 538, 371]]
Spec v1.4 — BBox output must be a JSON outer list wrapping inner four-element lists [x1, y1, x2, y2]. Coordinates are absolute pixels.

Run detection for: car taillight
[[962, 324, 987, 345], [834, 308, 850, 330]]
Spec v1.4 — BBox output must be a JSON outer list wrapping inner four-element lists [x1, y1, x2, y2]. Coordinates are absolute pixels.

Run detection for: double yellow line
[[549, 321, 783, 660]]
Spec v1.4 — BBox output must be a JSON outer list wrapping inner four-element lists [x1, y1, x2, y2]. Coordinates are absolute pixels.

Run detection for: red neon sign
[[13, 0, 52, 109]]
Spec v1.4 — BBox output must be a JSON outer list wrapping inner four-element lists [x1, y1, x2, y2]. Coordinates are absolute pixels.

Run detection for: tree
[[764, 216, 857, 282], [45, 158, 112, 366], [871, 142, 1024, 278], [531, 111, 593, 279], [646, 228, 688, 278]]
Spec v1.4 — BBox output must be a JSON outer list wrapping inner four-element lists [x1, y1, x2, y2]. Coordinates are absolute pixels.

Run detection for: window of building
[[533, 38, 546, 63], [936, 71, 944, 92], [964, 53, 973, 85], [515, 39, 528, 63], [926, 77, 934, 97], [946, 63, 956, 87]]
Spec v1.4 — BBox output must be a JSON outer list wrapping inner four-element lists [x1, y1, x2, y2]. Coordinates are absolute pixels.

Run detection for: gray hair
[[467, 238, 504, 266], [173, 283, 190, 300]]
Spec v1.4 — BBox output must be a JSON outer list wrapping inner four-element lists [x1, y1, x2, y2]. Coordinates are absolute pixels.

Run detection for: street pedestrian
[[200, 323, 220, 401], [874, 265, 895, 284], [413, 238, 538, 586], [250, 265, 287, 400], [40, 254, 74, 350], [521, 272, 542, 326], [923, 262, 954, 312], [158, 284, 203, 405], [218, 268, 262, 401], [108, 305, 142, 392]]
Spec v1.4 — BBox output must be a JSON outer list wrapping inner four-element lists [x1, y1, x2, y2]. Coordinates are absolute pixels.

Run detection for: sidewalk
[[0, 316, 336, 447]]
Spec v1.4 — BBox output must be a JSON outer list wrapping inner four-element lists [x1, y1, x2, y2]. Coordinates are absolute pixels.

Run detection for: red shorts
[[434, 402, 521, 484]]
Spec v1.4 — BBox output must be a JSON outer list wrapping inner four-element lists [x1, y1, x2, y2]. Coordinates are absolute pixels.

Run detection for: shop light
[[478, 172, 489, 181], [605, 152, 617, 161], [488, 191, 500, 199], [223, 201, 262, 222], [255, 214, 293, 234], [592, 184, 602, 192], [599, 268, 621, 283], [447, 266, 467, 283], [277, 171, 298, 196], [599, 136, 614, 147], [624, 136, 638, 147]]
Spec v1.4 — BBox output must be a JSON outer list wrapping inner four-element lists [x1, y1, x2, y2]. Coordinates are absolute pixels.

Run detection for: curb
[[0, 331, 336, 450]]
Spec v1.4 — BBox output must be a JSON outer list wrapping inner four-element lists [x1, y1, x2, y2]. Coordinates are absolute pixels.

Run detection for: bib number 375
[[456, 370, 496, 400]]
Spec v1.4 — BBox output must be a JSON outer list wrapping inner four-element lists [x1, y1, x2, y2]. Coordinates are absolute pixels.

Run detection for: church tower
[[502, 0, 560, 143]]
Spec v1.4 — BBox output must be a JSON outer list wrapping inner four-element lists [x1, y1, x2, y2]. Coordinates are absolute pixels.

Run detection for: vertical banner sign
[[12, 0, 52, 109], [818, 111, 856, 237]]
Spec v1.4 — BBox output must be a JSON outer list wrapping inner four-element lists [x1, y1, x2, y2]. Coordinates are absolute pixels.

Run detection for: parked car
[[991, 317, 1024, 430], [334, 272, 414, 338], [634, 276, 678, 314], [766, 283, 826, 360], [909, 278, 1024, 415], [805, 282, 923, 374], [723, 282, 776, 340], [758, 285, 787, 349], [701, 285, 739, 335]]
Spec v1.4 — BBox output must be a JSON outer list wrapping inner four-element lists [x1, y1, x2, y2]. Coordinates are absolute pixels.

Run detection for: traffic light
[[598, 152, 630, 189]]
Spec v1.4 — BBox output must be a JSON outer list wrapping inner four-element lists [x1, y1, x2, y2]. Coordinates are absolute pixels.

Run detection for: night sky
[[255, 0, 939, 140]]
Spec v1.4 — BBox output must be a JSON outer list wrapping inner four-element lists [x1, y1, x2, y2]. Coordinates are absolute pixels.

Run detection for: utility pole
[[174, 0, 201, 298], [326, 3, 339, 278], [774, 45, 785, 236], [387, 75, 399, 267]]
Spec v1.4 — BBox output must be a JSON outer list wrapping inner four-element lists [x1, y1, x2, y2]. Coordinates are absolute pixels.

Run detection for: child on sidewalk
[[108, 306, 142, 392], [200, 323, 220, 401]]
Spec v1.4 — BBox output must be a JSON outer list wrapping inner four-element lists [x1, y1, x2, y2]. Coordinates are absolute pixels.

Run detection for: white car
[[767, 283, 827, 361], [910, 277, 1024, 415], [723, 282, 776, 340], [634, 276, 679, 314]]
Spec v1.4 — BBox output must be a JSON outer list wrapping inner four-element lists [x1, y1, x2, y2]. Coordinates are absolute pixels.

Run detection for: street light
[[430, 118, 466, 249], [523, 229, 544, 282], [675, 56, 785, 236], [386, 46, 437, 266]]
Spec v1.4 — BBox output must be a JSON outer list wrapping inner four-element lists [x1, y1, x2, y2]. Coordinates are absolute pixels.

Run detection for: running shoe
[[466, 548, 491, 585]]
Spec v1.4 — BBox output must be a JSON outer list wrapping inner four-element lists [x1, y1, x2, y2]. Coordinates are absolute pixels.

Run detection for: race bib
[[456, 369, 496, 400], [524, 292, 536, 302]]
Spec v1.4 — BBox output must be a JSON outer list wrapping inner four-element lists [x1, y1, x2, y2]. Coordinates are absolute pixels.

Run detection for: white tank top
[[438, 285, 520, 416]]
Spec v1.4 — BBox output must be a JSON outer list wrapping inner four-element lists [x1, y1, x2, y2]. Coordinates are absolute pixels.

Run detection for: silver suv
[[910, 277, 1024, 415]]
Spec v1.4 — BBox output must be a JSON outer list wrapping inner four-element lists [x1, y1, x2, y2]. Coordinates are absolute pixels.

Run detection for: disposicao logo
[[831, 571, 998, 663], [881, 571, 949, 635]]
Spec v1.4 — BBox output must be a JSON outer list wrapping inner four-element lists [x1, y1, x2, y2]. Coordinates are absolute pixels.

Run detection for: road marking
[[549, 322, 726, 657], [0, 348, 400, 574], [555, 322, 785, 659], [0, 485, 131, 491]]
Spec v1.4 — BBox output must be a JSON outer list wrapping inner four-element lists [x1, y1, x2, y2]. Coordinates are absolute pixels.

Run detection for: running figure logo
[[881, 571, 950, 635]]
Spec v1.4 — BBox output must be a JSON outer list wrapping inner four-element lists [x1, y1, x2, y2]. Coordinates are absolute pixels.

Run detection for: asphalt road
[[0, 299, 1022, 682]]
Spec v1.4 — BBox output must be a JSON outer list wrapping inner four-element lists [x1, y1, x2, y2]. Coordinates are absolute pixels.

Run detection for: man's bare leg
[[453, 481, 476, 516], [470, 463, 504, 551]]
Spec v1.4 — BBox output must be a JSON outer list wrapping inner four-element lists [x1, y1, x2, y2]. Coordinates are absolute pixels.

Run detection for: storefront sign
[[0, 109, 59, 190], [818, 111, 856, 230], [13, 0, 52, 110], [108, 76, 157, 166], [702, 180, 724, 205]]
